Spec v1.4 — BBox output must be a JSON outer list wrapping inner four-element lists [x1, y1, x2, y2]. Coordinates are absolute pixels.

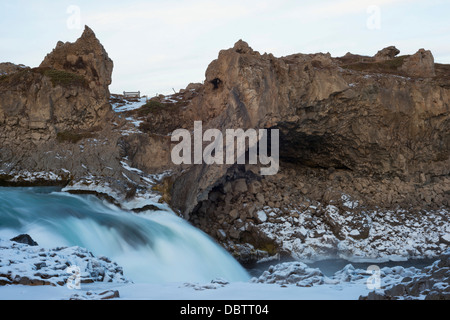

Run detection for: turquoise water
[[0, 187, 250, 284]]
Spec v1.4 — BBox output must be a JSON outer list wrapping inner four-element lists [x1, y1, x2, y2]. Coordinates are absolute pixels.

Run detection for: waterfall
[[0, 187, 250, 284]]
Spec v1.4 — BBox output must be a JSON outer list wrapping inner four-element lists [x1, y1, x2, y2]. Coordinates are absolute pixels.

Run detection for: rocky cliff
[[132, 41, 449, 263], [0, 26, 113, 135], [1, 29, 448, 264], [0, 27, 133, 191], [164, 42, 449, 216]]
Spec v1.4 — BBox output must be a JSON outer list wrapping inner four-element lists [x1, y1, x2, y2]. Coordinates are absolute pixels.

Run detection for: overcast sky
[[1, 0, 449, 96]]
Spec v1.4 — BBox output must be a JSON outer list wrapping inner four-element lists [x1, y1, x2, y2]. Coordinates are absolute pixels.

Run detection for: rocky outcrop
[[401, 48, 436, 78], [0, 62, 28, 75], [0, 26, 135, 189], [251, 262, 326, 287], [166, 41, 448, 218], [169, 41, 351, 216], [0, 26, 113, 135], [0, 238, 128, 287], [374, 46, 400, 61], [40, 26, 114, 100]]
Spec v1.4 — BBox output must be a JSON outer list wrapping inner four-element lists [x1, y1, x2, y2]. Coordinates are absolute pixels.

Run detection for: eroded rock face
[[0, 26, 124, 185], [169, 41, 449, 219], [374, 46, 400, 61], [401, 48, 436, 78], [40, 26, 114, 100], [170, 40, 351, 215], [145, 42, 449, 262], [0, 26, 114, 135]]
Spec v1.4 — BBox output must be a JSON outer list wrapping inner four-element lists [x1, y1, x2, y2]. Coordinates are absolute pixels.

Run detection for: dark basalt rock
[[10, 234, 39, 246]]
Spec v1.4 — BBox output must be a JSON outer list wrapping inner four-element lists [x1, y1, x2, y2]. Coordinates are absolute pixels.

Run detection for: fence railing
[[123, 91, 141, 99]]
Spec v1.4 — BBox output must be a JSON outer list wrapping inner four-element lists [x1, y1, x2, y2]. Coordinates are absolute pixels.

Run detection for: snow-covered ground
[[0, 259, 432, 300], [0, 281, 371, 300], [0, 236, 434, 301], [111, 97, 147, 113]]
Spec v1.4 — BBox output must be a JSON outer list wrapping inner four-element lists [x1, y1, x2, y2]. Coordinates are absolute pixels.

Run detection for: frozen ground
[[0, 237, 434, 301], [0, 281, 371, 300]]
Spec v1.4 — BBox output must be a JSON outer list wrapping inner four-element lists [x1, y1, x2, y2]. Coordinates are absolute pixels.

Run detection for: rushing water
[[0, 187, 250, 284]]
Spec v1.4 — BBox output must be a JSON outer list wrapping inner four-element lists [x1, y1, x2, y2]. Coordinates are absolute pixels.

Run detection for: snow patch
[[9, 171, 64, 183], [112, 97, 147, 113], [256, 211, 268, 223]]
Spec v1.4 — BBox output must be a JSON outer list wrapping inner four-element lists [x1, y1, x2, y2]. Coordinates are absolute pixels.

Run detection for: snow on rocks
[[7, 171, 66, 183], [111, 97, 147, 113], [256, 210, 268, 223], [251, 262, 326, 287], [341, 194, 359, 209], [118, 127, 143, 136], [361, 250, 450, 300], [332, 264, 422, 287], [255, 205, 449, 262], [61, 172, 170, 213], [119, 160, 171, 187], [441, 233, 450, 245], [126, 117, 144, 128], [227, 243, 272, 265], [109, 96, 148, 136], [0, 238, 128, 287], [182, 278, 230, 291], [252, 261, 427, 291], [69, 290, 120, 300], [62, 178, 124, 202]]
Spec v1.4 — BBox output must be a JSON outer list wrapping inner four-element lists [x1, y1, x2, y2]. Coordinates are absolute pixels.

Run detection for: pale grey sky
[[1, 0, 449, 95]]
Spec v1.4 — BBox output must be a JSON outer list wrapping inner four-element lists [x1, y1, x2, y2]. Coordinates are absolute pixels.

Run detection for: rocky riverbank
[[0, 236, 128, 288], [1, 234, 447, 301], [361, 249, 450, 300]]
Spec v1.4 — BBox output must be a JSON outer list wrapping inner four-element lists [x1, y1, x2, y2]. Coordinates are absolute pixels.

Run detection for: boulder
[[233, 179, 248, 194], [374, 46, 400, 61], [10, 234, 38, 246], [401, 49, 436, 77], [362, 251, 450, 300], [229, 209, 239, 220]]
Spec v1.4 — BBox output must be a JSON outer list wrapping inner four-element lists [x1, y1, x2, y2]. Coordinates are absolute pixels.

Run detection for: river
[[0, 187, 250, 284]]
